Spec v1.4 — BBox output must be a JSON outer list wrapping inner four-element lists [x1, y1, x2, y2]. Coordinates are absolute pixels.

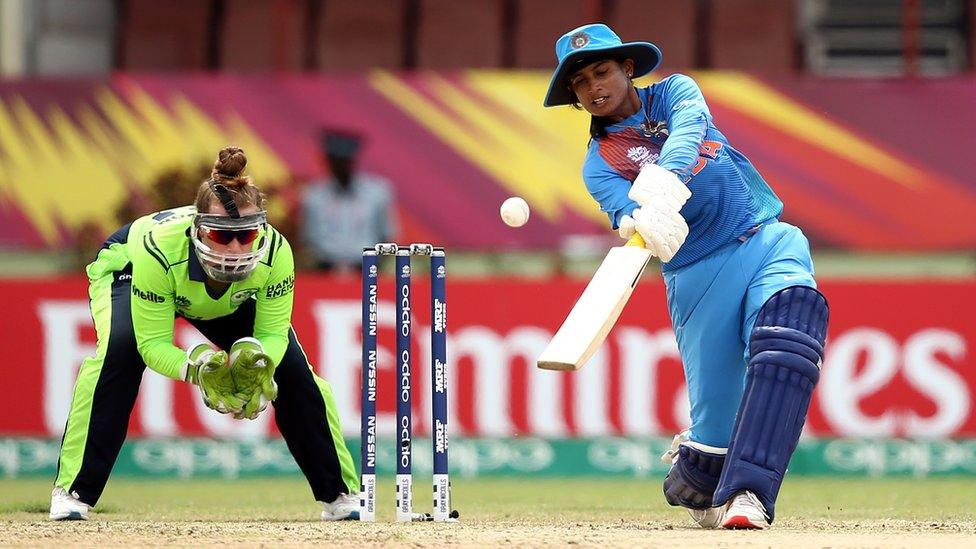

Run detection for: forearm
[[137, 340, 187, 379], [253, 332, 288, 366], [657, 115, 707, 177]]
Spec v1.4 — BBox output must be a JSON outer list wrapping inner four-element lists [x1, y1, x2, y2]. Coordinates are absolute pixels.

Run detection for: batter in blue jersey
[[545, 23, 830, 530]]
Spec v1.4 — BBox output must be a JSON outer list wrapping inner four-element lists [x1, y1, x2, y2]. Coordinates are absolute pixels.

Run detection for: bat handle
[[625, 233, 646, 248]]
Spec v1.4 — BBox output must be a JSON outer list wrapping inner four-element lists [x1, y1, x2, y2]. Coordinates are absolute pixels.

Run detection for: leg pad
[[712, 286, 828, 521], [664, 444, 726, 509]]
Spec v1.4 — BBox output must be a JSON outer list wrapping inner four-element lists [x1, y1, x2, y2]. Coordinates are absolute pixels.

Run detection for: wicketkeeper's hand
[[181, 344, 244, 414], [229, 338, 278, 420]]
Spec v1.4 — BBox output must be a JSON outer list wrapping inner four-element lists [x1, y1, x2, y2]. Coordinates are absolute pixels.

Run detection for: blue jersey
[[582, 74, 783, 271]]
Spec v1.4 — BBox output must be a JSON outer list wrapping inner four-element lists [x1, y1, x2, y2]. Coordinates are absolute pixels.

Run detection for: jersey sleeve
[[130, 234, 186, 380], [656, 74, 712, 181], [254, 230, 295, 367], [582, 143, 639, 230]]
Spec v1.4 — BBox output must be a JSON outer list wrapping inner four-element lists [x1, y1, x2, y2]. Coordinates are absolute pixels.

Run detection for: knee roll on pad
[[663, 444, 726, 510], [712, 286, 828, 521]]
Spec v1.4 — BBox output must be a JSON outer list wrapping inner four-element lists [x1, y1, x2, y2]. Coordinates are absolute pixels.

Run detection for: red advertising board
[[4, 275, 975, 439]]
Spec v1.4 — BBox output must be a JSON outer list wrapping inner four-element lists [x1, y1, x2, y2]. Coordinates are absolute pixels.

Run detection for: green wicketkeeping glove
[[182, 344, 244, 414], [228, 338, 278, 420]]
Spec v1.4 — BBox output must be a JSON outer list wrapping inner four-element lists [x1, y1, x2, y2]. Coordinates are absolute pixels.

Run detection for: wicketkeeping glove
[[228, 338, 278, 420], [181, 344, 244, 414]]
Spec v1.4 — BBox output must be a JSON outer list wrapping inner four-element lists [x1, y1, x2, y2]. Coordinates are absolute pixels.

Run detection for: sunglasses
[[201, 227, 260, 246]]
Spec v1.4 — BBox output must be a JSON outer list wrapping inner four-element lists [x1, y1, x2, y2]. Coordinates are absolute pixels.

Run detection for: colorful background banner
[[1, 72, 974, 250], [5, 437, 975, 479], [5, 276, 975, 439]]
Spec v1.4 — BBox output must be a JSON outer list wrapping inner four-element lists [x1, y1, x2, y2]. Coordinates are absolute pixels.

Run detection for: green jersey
[[91, 206, 295, 380]]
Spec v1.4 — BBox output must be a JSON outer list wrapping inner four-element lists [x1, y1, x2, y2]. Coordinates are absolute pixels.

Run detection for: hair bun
[[213, 146, 248, 185]]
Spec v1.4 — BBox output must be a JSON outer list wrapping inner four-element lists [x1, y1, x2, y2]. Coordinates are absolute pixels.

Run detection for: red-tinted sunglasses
[[202, 227, 260, 246]]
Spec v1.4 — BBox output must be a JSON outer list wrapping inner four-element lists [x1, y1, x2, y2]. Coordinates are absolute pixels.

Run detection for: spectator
[[300, 130, 398, 272]]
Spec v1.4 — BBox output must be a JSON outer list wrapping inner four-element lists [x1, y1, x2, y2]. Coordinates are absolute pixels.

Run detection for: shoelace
[[735, 491, 769, 521]]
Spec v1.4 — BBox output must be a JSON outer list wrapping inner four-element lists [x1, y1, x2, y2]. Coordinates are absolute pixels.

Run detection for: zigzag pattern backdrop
[[1, 72, 973, 250]]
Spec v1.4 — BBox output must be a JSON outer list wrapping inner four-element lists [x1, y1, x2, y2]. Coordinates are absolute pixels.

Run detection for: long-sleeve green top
[[94, 205, 295, 380]]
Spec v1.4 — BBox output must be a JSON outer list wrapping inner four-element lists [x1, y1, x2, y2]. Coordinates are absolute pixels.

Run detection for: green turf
[[4, 476, 975, 522]]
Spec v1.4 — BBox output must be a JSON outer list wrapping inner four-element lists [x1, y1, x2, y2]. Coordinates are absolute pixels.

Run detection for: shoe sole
[[321, 510, 360, 521], [722, 514, 767, 529], [49, 511, 88, 521]]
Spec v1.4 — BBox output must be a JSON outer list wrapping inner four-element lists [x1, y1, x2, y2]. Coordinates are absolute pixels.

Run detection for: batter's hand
[[618, 214, 637, 239], [631, 204, 689, 263], [628, 163, 691, 211]]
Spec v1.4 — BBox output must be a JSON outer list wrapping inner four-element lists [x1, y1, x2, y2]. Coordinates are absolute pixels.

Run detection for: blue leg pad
[[664, 444, 726, 509], [712, 286, 828, 521]]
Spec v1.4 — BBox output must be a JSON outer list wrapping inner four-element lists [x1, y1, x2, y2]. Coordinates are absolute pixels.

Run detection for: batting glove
[[631, 204, 690, 263], [628, 163, 692, 211], [228, 338, 278, 420], [618, 214, 637, 240], [182, 344, 244, 415]]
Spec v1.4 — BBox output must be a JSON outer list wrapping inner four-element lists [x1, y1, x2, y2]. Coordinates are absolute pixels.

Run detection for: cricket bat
[[537, 234, 652, 371]]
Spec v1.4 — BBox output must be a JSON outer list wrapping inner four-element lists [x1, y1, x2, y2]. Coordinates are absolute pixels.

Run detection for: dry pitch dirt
[[4, 518, 976, 547], [3, 478, 975, 547]]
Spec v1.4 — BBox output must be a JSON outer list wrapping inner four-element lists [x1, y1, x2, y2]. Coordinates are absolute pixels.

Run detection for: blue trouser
[[663, 221, 816, 448]]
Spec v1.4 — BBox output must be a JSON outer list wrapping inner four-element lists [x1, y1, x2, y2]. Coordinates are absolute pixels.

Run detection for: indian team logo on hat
[[570, 31, 589, 49], [230, 288, 258, 305]]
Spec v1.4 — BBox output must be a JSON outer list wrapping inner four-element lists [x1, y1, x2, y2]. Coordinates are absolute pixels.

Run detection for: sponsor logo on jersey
[[230, 289, 258, 306], [672, 99, 704, 112], [265, 273, 295, 299], [174, 295, 192, 309], [132, 285, 165, 303]]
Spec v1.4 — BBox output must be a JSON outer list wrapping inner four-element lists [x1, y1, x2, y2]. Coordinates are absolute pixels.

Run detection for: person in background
[[544, 23, 829, 530], [300, 130, 398, 271]]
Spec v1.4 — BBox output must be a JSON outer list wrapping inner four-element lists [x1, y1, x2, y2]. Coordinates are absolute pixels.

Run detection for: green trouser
[[55, 248, 358, 506]]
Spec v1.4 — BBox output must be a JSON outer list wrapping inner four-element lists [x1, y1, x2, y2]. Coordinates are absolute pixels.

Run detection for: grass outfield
[[3, 477, 975, 546]]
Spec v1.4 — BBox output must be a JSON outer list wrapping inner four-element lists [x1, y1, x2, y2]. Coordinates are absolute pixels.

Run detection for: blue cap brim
[[543, 42, 662, 107]]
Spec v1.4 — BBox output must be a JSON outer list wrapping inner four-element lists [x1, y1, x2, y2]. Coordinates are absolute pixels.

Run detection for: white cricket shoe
[[320, 492, 360, 521], [721, 490, 770, 529], [49, 486, 89, 521], [688, 505, 727, 529]]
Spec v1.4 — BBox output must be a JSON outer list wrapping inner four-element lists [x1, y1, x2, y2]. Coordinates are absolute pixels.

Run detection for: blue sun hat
[[543, 23, 662, 107]]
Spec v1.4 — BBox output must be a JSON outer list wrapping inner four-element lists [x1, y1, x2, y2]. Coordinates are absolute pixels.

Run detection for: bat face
[[537, 235, 651, 371]]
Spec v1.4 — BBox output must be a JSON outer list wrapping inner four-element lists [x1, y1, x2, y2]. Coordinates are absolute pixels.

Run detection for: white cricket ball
[[500, 196, 530, 227]]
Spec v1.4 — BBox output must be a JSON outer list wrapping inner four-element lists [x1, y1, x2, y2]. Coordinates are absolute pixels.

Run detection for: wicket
[[360, 243, 455, 522]]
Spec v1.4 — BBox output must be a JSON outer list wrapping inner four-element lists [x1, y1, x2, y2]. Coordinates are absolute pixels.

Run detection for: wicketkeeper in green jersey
[[50, 147, 360, 521]]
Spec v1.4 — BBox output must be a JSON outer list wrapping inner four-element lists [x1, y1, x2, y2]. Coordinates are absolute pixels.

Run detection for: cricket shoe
[[321, 492, 360, 521], [687, 504, 727, 529], [721, 491, 770, 529], [49, 486, 89, 521]]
